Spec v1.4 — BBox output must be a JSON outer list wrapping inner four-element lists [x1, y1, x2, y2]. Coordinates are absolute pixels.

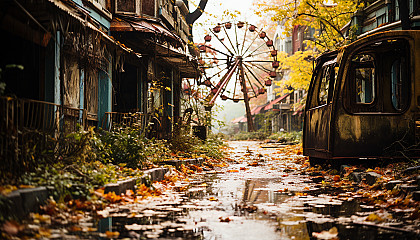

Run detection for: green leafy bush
[[96, 129, 147, 169], [268, 131, 302, 143], [232, 130, 270, 141], [192, 134, 227, 159]]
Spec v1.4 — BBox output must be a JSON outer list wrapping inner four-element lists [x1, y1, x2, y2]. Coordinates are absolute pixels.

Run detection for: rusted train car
[[303, 31, 420, 164]]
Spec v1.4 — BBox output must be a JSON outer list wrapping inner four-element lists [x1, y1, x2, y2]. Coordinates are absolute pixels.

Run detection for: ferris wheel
[[198, 21, 278, 131]]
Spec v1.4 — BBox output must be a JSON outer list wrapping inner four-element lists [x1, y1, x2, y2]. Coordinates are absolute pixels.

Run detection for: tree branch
[[296, 12, 345, 40]]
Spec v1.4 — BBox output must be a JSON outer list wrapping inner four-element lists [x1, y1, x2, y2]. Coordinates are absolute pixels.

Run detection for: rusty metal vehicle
[[303, 30, 420, 164]]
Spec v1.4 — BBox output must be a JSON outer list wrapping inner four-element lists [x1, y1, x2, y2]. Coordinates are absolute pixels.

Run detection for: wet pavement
[[12, 141, 420, 239]]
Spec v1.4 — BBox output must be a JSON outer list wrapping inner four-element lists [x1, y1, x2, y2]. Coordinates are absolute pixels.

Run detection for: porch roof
[[110, 16, 183, 47], [250, 105, 266, 115], [154, 41, 200, 78], [47, 0, 134, 54], [293, 104, 305, 115], [111, 16, 200, 78], [264, 93, 290, 111], [232, 116, 247, 124]]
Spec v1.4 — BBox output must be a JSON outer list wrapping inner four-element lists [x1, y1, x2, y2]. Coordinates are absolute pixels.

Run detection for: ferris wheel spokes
[[208, 58, 241, 105], [209, 29, 236, 56], [244, 70, 258, 98], [223, 25, 239, 55], [244, 42, 267, 59], [199, 21, 278, 131], [240, 23, 248, 54], [246, 61, 272, 73], [243, 64, 265, 88]]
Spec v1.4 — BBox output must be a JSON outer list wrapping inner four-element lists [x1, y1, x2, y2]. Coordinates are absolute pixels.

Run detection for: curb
[[3, 187, 49, 219], [163, 157, 204, 168], [4, 158, 204, 219], [104, 167, 169, 194]]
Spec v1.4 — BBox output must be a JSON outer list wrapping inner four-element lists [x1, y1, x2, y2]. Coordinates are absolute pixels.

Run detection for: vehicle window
[[353, 54, 375, 104], [344, 38, 410, 114], [391, 59, 403, 110], [318, 65, 331, 105], [308, 56, 337, 109]]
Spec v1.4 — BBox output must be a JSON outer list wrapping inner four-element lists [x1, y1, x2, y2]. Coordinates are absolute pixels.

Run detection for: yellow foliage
[[254, 0, 362, 51], [275, 50, 315, 93]]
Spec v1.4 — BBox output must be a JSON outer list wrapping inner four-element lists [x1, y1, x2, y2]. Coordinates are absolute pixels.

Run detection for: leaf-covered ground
[[1, 140, 419, 239]]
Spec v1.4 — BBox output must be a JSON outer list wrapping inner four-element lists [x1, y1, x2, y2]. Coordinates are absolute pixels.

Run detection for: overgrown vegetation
[[232, 130, 302, 143], [0, 123, 227, 204], [268, 131, 302, 144], [231, 130, 270, 141]]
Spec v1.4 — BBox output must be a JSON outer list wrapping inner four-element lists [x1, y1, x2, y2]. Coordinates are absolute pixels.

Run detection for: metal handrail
[[0, 96, 85, 165]]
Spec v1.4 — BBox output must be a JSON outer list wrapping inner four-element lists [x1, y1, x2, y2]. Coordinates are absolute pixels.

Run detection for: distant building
[[263, 22, 312, 133], [346, 0, 420, 37]]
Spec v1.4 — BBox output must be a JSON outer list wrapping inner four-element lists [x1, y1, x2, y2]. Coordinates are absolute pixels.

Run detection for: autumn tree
[[275, 50, 314, 95], [254, 0, 363, 51]]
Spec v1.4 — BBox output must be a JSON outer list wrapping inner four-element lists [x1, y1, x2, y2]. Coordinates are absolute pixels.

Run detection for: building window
[[116, 0, 137, 13], [377, 14, 387, 26]]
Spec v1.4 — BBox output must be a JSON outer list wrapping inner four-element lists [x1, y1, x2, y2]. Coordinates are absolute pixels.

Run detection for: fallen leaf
[[105, 230, 120, 238], [366, 213, 384, 223], [219, 217, 232, 222], [1, 220, 22, 235], [312, 227, 338, 239]]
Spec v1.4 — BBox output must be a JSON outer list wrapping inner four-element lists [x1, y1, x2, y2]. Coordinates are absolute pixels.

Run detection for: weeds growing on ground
[[231, 130, 269, 141], [268, 131, 302, 143], [231, 130, 302, 143], [1, 125, 227, 203]]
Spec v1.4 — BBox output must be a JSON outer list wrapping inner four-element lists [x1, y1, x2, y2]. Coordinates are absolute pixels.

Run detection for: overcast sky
[[191, 0, 260, 42]]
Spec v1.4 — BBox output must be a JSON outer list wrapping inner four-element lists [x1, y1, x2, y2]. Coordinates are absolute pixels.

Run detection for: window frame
[[343, 38, 411, 115], [308, 57, 337, 110]]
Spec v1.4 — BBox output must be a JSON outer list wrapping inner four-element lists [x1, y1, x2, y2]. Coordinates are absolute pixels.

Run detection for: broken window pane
[[391, 59, 403, 110], [318, 66, 331, 105], [355, 67, 375, 103], [353, 54, 375, 104]]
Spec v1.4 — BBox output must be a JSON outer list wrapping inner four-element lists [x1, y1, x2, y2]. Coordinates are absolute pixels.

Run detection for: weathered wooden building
[[108, 0, 201, 138], [348, 0, 420, 37], [0, 0, 204, 169]]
